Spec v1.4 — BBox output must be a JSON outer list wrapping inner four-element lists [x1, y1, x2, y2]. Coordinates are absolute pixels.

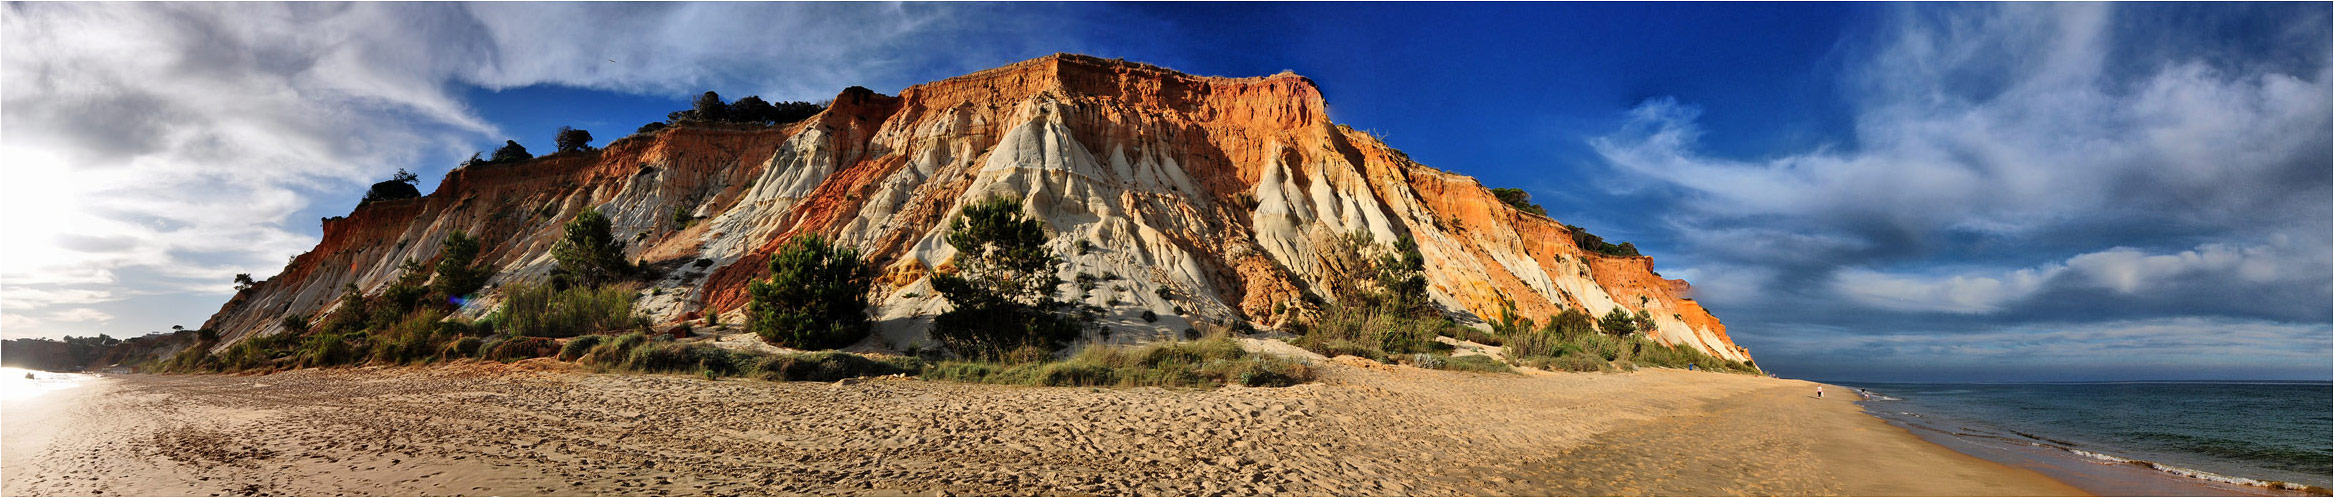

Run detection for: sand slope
[[0, 360, 2082, 496]]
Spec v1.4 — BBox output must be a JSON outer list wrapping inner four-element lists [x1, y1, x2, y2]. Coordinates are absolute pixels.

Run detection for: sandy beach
[[1, 358, 2087, 496]]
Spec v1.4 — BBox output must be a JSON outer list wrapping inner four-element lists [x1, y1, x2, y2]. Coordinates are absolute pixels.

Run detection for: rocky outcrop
[[199, 54, 1753, 363]]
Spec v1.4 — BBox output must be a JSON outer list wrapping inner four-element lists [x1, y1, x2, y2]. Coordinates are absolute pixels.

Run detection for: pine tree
[[930, 196, 1081, 359], [552, 208, 631, 288], [747, 234, 873, 349]]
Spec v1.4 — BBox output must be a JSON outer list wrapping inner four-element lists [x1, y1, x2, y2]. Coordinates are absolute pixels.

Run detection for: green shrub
[[920, 361, 1002, 383], [929, 196, 1086, 360], [296, 332, 362, 368], [578, 331, 650, 366], [441, 337, 485, 360], [1620, 335, 1761, 374], [1520, 354, 1607, 372], [926, 337, 1311, 388], [1566, 224, 1642, 257], [280, 313, 311, 334], [1031, 362, 1117, 386], [1433, 354, 1514, 373], [1502, 326, 1564, 360], [748, 235, 873, 349], [1599, 308, 1641, 336], [369, 308, 450, 365], [1290, 231, 1455, 362], [486, 336, 558, 362], [161, 343, 218, 373], [1490, 188, 1548, 217], [217, 331, 297, 372], [1294, 338, 1385, 362], [1452, 327, 1504, 346], [552, 208, 634, 287], [432, 231, 494, 298], [620, 341, 739, 374], [746, 351, 920, 381], [559, 335, 608, 361], [500, 281, 642, 337], [1578, 333, 1630, 362], [1290, 302, 1453, 361], [1215, 354, 1313, 387]]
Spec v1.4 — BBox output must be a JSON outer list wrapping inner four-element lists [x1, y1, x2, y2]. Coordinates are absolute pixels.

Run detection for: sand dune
[[1, 359, 2083, 496]]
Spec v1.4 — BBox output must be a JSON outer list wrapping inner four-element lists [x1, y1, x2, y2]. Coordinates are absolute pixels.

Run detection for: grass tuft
[[922, 337, 1311, 388]]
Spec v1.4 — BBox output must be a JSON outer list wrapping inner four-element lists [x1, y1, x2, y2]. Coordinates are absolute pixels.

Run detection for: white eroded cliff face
[[203, 54, 1752, 364]]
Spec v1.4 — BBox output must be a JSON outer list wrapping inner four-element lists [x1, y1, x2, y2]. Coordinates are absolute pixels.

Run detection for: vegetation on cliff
[[554, 126, 595, 153], [146, 55, 1755, 384], [1490, 188, 1548, 217], [1566, 223, 1642, 258], [930, 196, 1089, 360], [747, 234, 874, 350], [1290, 231, 1459, 363], [1497, 308, 1758, 374], [0, 335, 123, 372], [432, 231, 492, 299], [552, 208, 636, 288]]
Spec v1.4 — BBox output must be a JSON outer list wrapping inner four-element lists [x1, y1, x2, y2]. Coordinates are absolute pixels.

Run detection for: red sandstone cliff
[[200, 54, 1753, 363]]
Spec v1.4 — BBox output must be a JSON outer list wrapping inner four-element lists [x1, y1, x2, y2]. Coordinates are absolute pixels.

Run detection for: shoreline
[[1846, 392, 2328, 497], [7, 361, 2092, 496]]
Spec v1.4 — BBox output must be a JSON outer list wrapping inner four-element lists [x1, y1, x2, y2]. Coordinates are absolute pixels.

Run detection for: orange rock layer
[[201, 54, 1752, 364]]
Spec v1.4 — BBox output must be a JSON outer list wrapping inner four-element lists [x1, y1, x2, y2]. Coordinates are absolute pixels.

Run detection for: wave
[[2064, 448, 2333, 495], [1865, 401, 2330, 496]]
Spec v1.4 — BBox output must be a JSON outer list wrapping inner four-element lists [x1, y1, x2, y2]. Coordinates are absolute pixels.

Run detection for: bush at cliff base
[[748, 234, 874, 350], [499, 282, 645, 338], [920, 336, 1312, 388], [928, 196, 1086, 360]]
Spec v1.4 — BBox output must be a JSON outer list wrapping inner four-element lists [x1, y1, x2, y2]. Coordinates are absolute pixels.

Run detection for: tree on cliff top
[[233, 273, 255, 291], [689, 91, 727, 122], [1567, 224, 1643, 258], [490, 140, 532, 163], [727, 96, 774, 124], [1490, 188, 1547, 217], [555, 126, 594, 154], [748, 234, 873, 350], [552, 208, 632, 288], [930, 196, 1083, 359]]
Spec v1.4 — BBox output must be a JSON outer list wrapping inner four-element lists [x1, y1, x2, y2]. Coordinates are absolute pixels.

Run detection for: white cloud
[[2064, 244, 2289, 294], [1745, 314, 2332, 382], [46, 308, 114, 323], [1832, 239, 2327, 315], [1659, 264, 1779, 309], [1593, 4, 2329, 245], [0, 3, 1081, 339], [0, 288, 116, 309], [0, 313, 37, 336], [1593, 3, 2331, 326], [1835, 265, 2063, 314]]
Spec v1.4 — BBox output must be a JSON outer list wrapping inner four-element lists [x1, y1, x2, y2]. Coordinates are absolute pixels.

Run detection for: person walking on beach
[[1816, 386, 1824, 399]]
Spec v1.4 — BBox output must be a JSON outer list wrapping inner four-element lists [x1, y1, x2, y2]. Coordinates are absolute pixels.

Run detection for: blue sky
[[4, 3, 2327, 382]]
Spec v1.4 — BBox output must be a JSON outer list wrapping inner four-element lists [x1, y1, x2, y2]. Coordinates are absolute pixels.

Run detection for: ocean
[[1835, 381, 2332, 494]]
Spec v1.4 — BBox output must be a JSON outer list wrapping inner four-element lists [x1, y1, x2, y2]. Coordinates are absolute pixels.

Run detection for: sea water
[[1836, 381, 2332, 493], [0, 367, 95, 401]]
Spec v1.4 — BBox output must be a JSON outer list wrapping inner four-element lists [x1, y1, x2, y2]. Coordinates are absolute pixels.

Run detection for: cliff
[[199, 54, 1753, 363]]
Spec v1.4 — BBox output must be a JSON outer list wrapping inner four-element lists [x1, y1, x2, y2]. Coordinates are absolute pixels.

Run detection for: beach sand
[[1, 358, 2088, 496]]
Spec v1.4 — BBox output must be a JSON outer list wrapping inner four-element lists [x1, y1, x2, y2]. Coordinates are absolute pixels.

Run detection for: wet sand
[[1, 357, 2086, 496]]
